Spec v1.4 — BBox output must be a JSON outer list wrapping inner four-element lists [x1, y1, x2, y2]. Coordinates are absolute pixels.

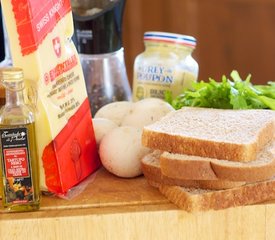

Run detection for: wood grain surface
[[0, 167, 275, 240]]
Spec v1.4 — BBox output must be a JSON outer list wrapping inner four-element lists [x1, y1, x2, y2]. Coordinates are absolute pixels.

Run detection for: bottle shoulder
[[0, 104, 35, 125]]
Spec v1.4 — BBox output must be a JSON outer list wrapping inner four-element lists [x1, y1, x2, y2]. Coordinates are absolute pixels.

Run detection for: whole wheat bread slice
[[160, 139, 275, 181], [141, 151, 246, 190], [142, 107, 275, 162], [159, 177, 275, 212]]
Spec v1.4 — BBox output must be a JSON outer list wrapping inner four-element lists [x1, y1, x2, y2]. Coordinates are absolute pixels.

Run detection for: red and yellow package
[[1, 0, 101, 195]]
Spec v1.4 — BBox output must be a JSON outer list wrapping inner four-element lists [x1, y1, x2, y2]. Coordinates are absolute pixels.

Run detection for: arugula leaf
[[165, 70, 275, 110]]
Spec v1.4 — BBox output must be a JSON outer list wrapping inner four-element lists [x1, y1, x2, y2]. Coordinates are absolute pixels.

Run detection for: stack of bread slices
[[141, 107, 275, 212]]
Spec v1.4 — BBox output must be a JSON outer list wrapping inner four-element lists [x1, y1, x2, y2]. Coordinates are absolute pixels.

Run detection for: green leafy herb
[[165, 70, 275, 110]]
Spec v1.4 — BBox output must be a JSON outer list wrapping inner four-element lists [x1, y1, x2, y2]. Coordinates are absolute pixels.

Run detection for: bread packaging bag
[[1, 0, 101, 195]]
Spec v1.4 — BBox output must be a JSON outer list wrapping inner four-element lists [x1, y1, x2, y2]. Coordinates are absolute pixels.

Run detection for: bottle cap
[[0, 67, 24, 83], [144, 31, 197, 48]]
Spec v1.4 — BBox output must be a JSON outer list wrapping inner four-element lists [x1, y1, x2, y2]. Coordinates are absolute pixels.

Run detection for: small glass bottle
[[0, 67, 40, 212], [132, 31, 199, 101]]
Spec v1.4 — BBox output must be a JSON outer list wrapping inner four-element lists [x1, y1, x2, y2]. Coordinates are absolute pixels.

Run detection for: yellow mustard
[[132, 31, 199, 101]]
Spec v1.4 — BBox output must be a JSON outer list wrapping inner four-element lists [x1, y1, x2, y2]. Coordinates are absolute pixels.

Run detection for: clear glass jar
[[132, 31, 199, 101], [80, 48, 132, 116]]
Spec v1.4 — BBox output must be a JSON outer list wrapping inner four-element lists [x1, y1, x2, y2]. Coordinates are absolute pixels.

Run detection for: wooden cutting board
[[0, 167, 275, 240], [41, 167, 170, 212]]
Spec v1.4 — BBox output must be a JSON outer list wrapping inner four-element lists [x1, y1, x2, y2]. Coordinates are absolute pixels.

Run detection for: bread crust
[[159, 178, 275, 212], [141, 152, 245, 190], [160, 140, 275, 182]]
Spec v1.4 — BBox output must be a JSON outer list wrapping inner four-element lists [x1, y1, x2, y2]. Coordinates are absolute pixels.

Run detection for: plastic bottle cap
[[144, 31, 197, 48]]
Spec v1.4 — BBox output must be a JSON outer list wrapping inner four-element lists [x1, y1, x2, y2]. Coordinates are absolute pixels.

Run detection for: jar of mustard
[[132, 31, 199, 101]]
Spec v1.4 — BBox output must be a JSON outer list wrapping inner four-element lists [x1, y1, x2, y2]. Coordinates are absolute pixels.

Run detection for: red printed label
[[42, 98, 101, 194], [0, 127, 34, 204], [4, 148, 29, 178], [11, 0, 71, 55]]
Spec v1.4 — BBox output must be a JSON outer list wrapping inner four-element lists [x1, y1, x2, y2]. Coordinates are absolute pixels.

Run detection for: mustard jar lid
[[144, 31, 196, 48]]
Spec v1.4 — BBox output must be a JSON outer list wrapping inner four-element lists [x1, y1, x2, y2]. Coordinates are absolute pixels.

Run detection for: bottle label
[[133, 64, 197, 101], [0, 127, 34, 204]]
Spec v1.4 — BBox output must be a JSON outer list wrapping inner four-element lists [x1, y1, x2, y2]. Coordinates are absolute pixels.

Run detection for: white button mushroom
[[121, 98, 174, 128], [92, 118, 118, 146], [94, 101, 134, 126], [99, 126, 151, 178]]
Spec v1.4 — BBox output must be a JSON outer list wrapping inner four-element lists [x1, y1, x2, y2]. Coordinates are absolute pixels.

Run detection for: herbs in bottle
[[0, 67, 40, 212]]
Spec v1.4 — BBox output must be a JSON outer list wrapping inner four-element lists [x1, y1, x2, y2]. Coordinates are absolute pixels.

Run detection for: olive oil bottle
[[0, 67, 40, 212]]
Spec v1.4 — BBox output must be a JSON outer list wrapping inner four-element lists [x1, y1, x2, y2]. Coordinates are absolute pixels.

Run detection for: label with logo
[[133, 64, 197, 101], [0, 127, 34, 204], [136, 65, 174, 84], [11, 0, 71, 56]]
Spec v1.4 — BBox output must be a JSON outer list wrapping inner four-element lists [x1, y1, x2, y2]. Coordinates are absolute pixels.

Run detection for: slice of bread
[[160, 139, 275, 181], [141, 151, 246, 190], [142, 107, 275, 162], [159, 177, 275, 212]]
